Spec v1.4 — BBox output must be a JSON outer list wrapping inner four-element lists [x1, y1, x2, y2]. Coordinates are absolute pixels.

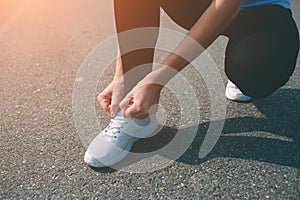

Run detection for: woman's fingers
[[97, 93, 111, 115], [96, 77, 126, 117], [119, 95, 132, 117], [125, 104, 149, 119], [120, 84, 162, 119], [110, 88, 124, 117]]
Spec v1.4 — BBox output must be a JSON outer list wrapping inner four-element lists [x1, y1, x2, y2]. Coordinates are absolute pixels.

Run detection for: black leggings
[[114, 1, 299, 98], [224, 5, 299, 98]]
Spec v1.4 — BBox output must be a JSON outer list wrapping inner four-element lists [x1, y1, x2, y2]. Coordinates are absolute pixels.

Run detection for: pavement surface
[[0, 0, 299, 199]]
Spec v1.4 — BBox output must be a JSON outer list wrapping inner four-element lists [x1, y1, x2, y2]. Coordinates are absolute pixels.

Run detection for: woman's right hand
[[97, 77, 125, 117]]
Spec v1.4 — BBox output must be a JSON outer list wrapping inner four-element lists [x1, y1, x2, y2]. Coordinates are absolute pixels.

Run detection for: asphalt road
[[1, 0, 299, 199]]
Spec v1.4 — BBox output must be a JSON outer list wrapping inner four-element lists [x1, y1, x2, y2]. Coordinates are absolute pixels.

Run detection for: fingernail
[[111, 111, 116, 118]]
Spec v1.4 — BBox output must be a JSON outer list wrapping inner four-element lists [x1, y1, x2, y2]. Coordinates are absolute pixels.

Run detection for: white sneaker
[[84, 112, 158, 168], [226, 80, 252, 102]]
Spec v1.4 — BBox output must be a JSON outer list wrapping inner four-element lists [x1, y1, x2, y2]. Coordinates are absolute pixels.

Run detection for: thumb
[[120, 95, 134, 117], [110, 89, 124, 117]]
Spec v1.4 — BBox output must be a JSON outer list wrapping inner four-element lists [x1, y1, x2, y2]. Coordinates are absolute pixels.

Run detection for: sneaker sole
[[226, 92, 252, 102]]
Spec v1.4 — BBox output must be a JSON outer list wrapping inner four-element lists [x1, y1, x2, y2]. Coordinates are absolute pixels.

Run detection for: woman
[[84, 0, 299, 167]]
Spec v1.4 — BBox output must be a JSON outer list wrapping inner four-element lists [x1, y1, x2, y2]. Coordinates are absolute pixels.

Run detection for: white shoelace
[[104, 115, 128, 138]]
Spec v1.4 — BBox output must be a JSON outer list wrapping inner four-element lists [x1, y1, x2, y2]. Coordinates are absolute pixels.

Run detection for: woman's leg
[[114, 0, 213, 93], [224, 5, 299, 98], [160, 0, 212, 30], [114, 0, 160, 92]]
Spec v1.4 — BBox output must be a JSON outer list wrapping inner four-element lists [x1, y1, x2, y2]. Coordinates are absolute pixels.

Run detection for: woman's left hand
[[119, 83, 162, 119]]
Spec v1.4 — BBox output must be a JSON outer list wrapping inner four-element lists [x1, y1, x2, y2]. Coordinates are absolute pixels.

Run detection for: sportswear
[[241, 0, 290, 9]]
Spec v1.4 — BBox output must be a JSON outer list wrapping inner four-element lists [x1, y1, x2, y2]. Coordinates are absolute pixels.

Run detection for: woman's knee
[[225, 33, 298, 98], [160, 0, 212, 30], [114, 0, 160, 31], [234, 78, 289, 99], [225, 59, 294, 99]]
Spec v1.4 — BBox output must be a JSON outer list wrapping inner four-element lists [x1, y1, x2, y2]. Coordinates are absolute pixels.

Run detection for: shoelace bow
[[104, 116, 128, 138]]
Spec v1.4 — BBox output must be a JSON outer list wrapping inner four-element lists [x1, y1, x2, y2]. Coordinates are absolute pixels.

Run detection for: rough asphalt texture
[[1, 0, 299, 199]]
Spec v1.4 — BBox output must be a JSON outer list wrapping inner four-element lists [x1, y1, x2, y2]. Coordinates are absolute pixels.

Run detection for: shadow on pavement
[[180, 88, 299, 168], [92, 88, 300, 173]]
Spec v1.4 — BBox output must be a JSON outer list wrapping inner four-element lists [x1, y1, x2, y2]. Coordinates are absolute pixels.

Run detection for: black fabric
[[224, 5, 299, 98]]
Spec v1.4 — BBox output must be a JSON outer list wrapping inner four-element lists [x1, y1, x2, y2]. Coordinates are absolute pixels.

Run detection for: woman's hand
[[120, 83, 162, 119], [97, 78, 125, 117]]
